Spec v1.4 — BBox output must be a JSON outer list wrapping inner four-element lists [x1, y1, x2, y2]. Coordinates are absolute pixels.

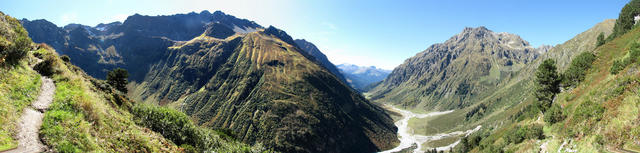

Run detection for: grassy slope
[[536, 24, 640, 152], [397, 20, 616, 151], [0, 59, 41, 151], [32, 48, 180, 152], [467, 22, 640, 153], [36, 46, 264, 152], [0, 11, 42, 151], [130, 31, 397, 152]]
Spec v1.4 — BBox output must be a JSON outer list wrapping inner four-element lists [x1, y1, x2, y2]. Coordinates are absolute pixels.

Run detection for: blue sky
[[0, 0, 630, 69]]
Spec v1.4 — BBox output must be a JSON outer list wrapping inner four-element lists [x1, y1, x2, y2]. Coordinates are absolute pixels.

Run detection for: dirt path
[[3, 72, 55, 152]]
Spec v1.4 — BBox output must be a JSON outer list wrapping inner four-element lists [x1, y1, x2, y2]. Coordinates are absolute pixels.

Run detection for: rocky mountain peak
[[203, 22, 235, 39], [445, 26, 535, 53]]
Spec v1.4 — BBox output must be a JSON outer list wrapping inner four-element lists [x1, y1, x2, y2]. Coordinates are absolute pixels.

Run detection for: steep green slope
[[450, 3, 635, 151], [1, 12, 262, 152], [34, 46, 263, 152], [0, 11, 41, 151], [23, 11, 398, 153], [370, 27, 546, 111], [461, 21, 640, 153], [130, 26, 398, 153], [413, 20, 614, 135], [381, 19, 616, 152]]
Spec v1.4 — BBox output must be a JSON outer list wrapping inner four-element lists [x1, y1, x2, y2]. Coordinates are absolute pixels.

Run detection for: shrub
[[562, 52, 596, 88], [61, 55, 70, 62], [130, 104, 195, 146], [0, 13, 32, 66], [512, 104, 542, 121], [465, 103, 487, 121], [505, 124, 544, 144], [610, 41, 640, 74], [4, 35, 30, 65], [596, 32, 606, 47], [610, 59, 627, 74], [106, 68, 128, 93], [544, 103, 565, 124], [574, 100, 605, 122], [33, 55, 59, 76], [129, 104, 263, 152]]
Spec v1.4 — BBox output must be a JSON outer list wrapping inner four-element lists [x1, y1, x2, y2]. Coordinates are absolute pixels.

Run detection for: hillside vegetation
[[1, 12, 264, 153], [455, 1, 640, 152], [22, 11, 398, 152], [130, 26, 398, 153], [0, 11, 40, 151]]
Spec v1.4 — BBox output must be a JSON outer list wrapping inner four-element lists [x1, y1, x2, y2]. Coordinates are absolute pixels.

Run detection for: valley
[[1, 1, 639, 153], [380, 104, 485, 153]]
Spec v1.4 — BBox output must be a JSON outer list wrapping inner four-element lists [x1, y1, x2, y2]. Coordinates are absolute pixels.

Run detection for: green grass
[[408, 110, 467, 135], [35, 49, 180, 152], [34, 48, 268, 152], [468, 20, 640, 153], [130, 103, 268, 153], [422, 135, 461, 149], [0, 60, 41, 151]]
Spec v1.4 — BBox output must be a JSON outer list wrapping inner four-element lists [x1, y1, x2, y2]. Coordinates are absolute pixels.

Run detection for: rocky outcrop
[[369, 26, 546, 110]]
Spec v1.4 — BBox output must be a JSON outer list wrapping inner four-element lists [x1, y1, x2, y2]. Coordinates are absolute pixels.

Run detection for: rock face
[[22, 11, 397, 153], [337, 64, 391, 92], [21, 10, 262, 80], [369, 27, 546, 110]]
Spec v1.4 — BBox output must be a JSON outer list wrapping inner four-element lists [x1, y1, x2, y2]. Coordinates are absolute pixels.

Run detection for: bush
[[562, 52, 596, 88], [505, 124, 544, 144], [574, 100, 605, 122], [465, 103, 487, 121], [596, 32, 606, 47], [512, 104, 542, 121], [544, 103, 565, 124], [610, 42, 640, 74], [610, 59, 628, 74], [106, 68, 128, 93], [130, 104, 263, 152], [61, 55, 70, 62], [130, 104, 195, 146], [33, 55, 59, 76], [3, 35, 30, 65], [0, 13, 32, 66]]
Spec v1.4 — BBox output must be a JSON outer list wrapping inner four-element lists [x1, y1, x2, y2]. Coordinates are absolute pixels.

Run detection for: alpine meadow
[[0, 1, 638, 153]]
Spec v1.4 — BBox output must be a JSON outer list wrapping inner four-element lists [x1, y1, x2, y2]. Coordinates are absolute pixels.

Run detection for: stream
[[379, 105, 481, 153]]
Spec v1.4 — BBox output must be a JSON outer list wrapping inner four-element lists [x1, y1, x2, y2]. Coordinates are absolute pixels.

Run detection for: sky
[[0, 0, 630, 69]]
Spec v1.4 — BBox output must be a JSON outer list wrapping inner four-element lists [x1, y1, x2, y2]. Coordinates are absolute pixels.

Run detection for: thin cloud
[[60, 12, 78, 24], [322, 22, 337, 30], [319, 46, 397, 70]]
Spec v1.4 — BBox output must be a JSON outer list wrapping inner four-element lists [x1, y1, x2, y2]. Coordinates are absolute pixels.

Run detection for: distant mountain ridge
[[20, 10, 263, 81], [21, 10, 397, 152], [370, 26, 550, 110], [337, 63, 391, 92]]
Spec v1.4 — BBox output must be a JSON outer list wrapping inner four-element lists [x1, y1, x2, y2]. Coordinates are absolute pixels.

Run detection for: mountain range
[[337, 63, 391, 92], [369, 26, 551, 110], [3, 1, 640, 152], [20, 10, 397, 152]]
